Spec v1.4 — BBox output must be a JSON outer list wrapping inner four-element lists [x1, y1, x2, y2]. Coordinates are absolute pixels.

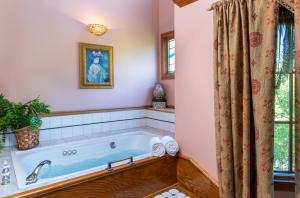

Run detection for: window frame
[[161, 31, 175, 80], [273, 7, 295, 184], [274, 71, 294, 174]]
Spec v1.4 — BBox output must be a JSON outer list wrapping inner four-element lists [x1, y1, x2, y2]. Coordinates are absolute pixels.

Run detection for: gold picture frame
[[79, 43, 114, 89]]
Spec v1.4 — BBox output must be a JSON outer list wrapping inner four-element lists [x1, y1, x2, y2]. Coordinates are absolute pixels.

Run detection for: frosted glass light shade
[[87, 24, 108, 36]]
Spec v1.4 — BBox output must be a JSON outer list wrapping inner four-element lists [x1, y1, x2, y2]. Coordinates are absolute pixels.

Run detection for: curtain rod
[[207, 0, 295, 13]]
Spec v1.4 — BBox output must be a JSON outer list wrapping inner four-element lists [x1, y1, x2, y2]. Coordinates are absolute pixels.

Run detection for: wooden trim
[[177, 154, 219, 197], [39, 106, 151, 117], [6, 156, 176, 198], [167, 105, 175, 109], [178, 154, 219, 187], [274, 172, 295, 192], [173, 0, 198, 7], [274, 173, 295, 182], [161, 31, 175, 80], [274, 180, 295, 192]]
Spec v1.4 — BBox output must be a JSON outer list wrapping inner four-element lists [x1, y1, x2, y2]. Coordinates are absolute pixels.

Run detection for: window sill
[[274, 172, 295, 182], [274, 172, 295, 192], [162, 73, 175, 80]]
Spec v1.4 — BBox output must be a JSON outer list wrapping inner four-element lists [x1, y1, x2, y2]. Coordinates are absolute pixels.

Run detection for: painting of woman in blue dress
[[80, 43, 114, 89], [86, 50, 108, 83]]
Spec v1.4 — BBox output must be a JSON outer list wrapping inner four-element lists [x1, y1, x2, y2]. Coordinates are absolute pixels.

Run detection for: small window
[[161, 31, 175, 80], [274, 7, 295, 173]]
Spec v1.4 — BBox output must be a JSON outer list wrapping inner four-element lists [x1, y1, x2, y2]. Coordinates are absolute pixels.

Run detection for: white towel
[[150, 137, 166, 157], [162, 136, 179, 156]]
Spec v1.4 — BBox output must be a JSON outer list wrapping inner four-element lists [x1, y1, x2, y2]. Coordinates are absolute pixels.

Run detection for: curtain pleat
[[213, 0, 277, 197]]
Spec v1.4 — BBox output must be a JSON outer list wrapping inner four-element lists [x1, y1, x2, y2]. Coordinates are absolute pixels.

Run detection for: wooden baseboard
[[177, 154, 219, 198]]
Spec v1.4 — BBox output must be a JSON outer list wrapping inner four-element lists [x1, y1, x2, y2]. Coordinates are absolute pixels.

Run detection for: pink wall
[[0, 0, 158, 111], [158, 0, 175, 106], [174, 0, 218, 179]]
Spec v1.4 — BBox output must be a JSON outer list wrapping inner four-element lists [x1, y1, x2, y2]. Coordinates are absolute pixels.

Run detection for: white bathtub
[[11, 131, 159, 189]]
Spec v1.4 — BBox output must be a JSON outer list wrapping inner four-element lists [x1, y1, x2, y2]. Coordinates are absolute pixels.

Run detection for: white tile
[[145, 110, 150, 118], [91, 113, 98, 123], [113, 121, 124, 130], [92, 124, 101, 133], [49, 116, 62, 128], [40, 130, 51, 141], [9, 133, 16, 146], [82, 114, 92, 124], [117, 121, 126, 130], [139, 110, 146, 118], [125, 110, 134, 119], [83, 125, 92, 136], [145, 110, 175, 122], [122, 120, 130, 129], [161, 112, 175, 122], [49, 128, 62, 140], [147, 110, 155, 119], [109, 122, 117, 131], [61, 115, 73, 127], [104, 122, 112, 131], [110, 112, 119, 121], [102, 112, 110, 122], [95, 113, 103, 123], [118, 111, 127, 120], [40, 117, 50, 129], [72, 126, 84, 137], [61, 127, 73, 139], [72, 115, 82, 125], [140, 119, 146, 126], [125, 120, 135, 128], [170, 124, 175, 132]]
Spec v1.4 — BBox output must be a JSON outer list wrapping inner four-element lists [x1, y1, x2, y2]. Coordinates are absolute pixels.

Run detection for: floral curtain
[[211, 0, 277, 197], [294, 1, 300, 197]]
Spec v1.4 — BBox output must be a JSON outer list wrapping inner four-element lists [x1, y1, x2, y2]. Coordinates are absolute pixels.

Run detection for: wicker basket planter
[[14, 126, 40, 150]]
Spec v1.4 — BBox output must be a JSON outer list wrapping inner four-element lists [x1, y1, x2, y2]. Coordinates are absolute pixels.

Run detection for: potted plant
[[0, 95, 50, 150]]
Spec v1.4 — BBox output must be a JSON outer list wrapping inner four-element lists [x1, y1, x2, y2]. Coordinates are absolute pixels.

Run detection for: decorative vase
[[14, 126, 40, 150], [153, 84, 165, 99], [152, 83, 167, 109]]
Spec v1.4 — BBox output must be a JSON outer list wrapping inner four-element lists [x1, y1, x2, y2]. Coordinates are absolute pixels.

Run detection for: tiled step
[[153, 188, 190, 198], [144, 184, 195, 198]]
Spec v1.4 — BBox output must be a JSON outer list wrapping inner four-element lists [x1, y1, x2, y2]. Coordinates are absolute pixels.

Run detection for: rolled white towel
[[150, 137, 166, 157], [161, 136, 179, 156]]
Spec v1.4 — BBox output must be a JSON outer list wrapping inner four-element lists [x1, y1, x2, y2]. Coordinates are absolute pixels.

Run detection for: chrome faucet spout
[[26, 160, 51, 185]]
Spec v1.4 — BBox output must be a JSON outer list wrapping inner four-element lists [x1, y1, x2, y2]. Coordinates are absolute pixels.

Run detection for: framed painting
[[79, 43, 114, 89]]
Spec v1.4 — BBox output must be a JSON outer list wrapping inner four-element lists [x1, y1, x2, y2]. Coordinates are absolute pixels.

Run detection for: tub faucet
[[26, 160, 51, 185]]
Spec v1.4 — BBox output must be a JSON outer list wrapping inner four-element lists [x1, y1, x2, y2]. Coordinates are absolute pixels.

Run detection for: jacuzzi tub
[[11, 130, 158, 189]]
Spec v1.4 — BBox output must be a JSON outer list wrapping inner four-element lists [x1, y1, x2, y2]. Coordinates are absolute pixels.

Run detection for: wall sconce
[[87, 24, 108, 36]]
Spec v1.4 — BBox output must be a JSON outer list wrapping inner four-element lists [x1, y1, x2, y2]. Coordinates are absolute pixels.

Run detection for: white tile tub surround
[[40, 109, 146, 130], [2, 109, 175, 146]]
